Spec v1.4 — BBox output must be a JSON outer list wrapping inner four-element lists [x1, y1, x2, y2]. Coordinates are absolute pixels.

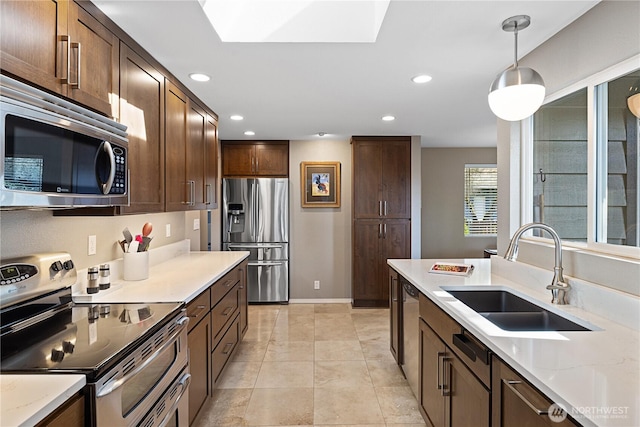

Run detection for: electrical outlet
[[193, 218, 200, 230], [314, 280, 320, 290], [88, 235, 97, 255], [165, 224, 171, 237]]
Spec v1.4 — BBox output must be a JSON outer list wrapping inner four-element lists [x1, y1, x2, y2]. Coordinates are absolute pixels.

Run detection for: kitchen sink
[[445, 290, 591, 331]]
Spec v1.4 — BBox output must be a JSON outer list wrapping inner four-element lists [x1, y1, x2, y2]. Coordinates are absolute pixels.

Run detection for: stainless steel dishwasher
[[401, 277, 420, 398]]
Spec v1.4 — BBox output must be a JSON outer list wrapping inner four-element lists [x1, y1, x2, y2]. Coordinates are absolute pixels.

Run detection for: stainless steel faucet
[[504, 222, 570, 305]]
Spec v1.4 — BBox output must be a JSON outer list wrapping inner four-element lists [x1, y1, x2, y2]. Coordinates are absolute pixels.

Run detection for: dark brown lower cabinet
[[492, 357, 578, 427], [419, 319, 490, 427], [389, 268, 401, 364], [36, 392, 84, 427], [187, 312, 211, 425]]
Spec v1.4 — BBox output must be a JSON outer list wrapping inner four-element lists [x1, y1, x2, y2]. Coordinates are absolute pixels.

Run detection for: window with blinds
[[464, 165, 498, 236]]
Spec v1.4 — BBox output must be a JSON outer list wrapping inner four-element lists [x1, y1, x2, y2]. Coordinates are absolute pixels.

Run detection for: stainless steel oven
[[0, 253, 190, 427]]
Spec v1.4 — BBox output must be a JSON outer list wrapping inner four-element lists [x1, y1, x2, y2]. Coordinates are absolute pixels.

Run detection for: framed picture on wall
[[300, 161, 341, 208]]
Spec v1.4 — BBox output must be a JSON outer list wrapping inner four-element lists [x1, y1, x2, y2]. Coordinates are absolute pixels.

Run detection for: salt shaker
[[87, 266, 99, 294], [99, 264, 111, 290]]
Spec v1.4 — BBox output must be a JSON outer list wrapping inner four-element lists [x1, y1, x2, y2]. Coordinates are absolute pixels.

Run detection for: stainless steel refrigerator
[[222, 178, 289, 303]]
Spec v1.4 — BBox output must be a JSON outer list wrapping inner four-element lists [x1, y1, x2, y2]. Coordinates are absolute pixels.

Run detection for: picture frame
[[300, 161, 341, 208]]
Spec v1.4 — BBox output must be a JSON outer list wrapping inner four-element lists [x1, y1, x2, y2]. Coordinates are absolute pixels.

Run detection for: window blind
[[464, 165, 498, 236]]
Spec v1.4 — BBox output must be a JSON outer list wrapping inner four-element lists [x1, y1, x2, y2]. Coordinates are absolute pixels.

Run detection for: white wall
[[497, 0, 640, 295]]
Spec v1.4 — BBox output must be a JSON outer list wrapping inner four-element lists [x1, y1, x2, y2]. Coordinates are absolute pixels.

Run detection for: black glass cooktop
[[0, 302, 183, 381]]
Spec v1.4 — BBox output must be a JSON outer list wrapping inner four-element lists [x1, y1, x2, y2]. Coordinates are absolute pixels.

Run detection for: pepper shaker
[[87, 266, 99, 294], [99, 264, 111, 290]]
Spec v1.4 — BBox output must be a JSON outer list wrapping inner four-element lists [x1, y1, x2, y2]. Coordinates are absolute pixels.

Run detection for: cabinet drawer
[[420, 293, 490, 387], [212, 314, 240, 387], [186, 289, 211, 332], [211, 267, 240, 307], [211, 282, 239, 347]]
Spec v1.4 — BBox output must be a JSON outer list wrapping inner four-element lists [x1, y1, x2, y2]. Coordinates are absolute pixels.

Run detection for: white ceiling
[[93, 0, 599, 147]]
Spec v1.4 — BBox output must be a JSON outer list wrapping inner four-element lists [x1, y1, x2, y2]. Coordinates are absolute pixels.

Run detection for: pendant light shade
[[488, 15, 546, 121], [628, 79, 640, 119]]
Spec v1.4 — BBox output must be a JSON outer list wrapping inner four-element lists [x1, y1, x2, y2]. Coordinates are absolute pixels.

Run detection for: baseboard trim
[[288, 298, 352, 304]]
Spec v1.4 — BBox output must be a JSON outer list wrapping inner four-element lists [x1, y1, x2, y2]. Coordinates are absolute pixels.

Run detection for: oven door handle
[[158, 372, 191, 427], [96, 316, 189, 397]]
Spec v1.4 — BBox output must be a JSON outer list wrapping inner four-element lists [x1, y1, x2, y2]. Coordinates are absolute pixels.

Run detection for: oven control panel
[[0, 253, 77, 310]]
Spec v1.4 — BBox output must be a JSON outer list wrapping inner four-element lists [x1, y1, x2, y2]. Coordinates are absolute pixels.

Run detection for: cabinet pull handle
[[70, 42, 81, 89], [436, 351, 446, 391], [384, 200, 388, 216], [251, 157, 255, 173], [452, 333, 490, 365], [59, 35, 71, 83], [222, 306, 234, 316], [503, 380, 549, 415], [188, 304, 207, 319], [441, 355, 452, 396], [221, 342, 234, 355], [224, 279, 234, 287], [379, 200, 383, 216], [383, 223, 387, 238], [205, 184, 212, 205], [378, 223, 382, 238]]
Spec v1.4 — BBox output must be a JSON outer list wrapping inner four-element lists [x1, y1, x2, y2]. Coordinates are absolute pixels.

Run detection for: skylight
[[198, 0, 390, 43]]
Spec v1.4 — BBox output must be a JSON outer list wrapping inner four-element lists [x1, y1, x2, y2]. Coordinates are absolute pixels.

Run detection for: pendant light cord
[[513, 22, 519, 68]]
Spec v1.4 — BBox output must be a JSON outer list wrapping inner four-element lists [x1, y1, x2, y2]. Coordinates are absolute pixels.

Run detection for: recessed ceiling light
[[189, 73, 210, 82], [382, 115, 395, 121], [318, 132, 327, 137], [412, 74, 432, 84], [230, 115, 244, 121], [244, 131, 255, 136]]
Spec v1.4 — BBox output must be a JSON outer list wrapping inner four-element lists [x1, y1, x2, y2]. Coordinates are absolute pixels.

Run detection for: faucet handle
[[546, 282, 570, 305]]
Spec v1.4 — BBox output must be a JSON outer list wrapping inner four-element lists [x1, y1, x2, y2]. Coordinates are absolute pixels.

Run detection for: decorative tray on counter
[[429, 262, 475, 276]]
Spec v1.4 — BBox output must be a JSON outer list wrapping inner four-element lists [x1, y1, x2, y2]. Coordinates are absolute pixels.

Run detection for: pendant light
[[488, 15, 546, 121], [628, 79, 640, 118]]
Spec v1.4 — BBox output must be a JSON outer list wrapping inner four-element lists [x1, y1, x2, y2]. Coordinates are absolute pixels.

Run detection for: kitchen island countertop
[[0, 374, 85, 427], [388, 257, 639, 427]]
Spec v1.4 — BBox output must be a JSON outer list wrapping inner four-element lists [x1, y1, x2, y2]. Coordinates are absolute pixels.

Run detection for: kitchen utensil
[[142, 222, 153, 237], [128, 241, 139, 253], [123, 227, 133, 245], [139, 236, 153, 252], [118, 240, 127, 252]]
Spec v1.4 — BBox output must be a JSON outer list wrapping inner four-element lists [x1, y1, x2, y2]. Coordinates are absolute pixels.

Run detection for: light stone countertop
[[73, 249, 249, 304], [0, 374, 85, 427], [1, 246, 248, 426], [388, 257, 640, 427]]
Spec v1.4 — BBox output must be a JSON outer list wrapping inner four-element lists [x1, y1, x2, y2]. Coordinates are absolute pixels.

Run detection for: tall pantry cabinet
[[352, 136, 411, 307]]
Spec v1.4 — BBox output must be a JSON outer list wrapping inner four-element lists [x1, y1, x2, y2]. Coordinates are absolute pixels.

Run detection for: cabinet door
[[35, 392, 84, 427], [255, 143, 288, 176], [188, 314, 211, 425], [419, 319, 446, 427], [67, 1, 119, 117], [187, 101, 206, 209], [165, 81, 188, 211], [382, 140, 411, 218], [380, 219, 410, 303], [1, 0, 68, 94], [238, 260, 249, 337], [389, 268, 401, 363], [353, 140, 383, 218], [205, 114, 218, 208], [448, 353, 490, 427], [222, 143, 255, 176], [119, 44, 165, 213], [352, 220, 382, 306], [492, 358, 577, 427]]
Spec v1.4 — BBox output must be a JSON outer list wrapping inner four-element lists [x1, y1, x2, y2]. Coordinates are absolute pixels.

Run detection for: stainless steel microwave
[[0, 75, 128, 209]]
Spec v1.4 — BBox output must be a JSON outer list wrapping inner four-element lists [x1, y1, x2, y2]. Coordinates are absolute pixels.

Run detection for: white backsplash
[[72, 240, 191, 299]]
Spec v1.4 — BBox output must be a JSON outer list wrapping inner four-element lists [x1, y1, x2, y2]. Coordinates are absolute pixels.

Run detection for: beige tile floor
[[192, 303, 426, 427]]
